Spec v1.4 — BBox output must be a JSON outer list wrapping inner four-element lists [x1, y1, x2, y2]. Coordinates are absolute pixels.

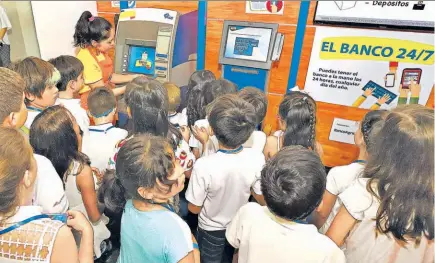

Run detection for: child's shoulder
[[328, 162, 364, 178], [239, 202, 264, 217], [111, 127, 128, 137], [306, 230, 343, 253], [240, 147, 266, 161], [98, 126, 128, 139]]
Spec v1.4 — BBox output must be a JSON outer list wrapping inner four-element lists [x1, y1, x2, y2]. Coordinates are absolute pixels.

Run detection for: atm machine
[[114, 8, 198, 87], [218, 20, 284, 92]]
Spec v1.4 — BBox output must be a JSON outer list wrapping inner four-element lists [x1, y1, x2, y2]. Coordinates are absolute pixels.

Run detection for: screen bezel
[[219, 20, 278, 70], [313, 2, 434, 32], [223, 26, 273, 63]]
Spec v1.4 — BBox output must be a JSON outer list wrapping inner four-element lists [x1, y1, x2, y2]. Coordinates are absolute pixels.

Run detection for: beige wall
[[2, 1, 40, 61]]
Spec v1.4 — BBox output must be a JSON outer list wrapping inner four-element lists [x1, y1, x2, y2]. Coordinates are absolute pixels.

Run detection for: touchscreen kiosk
[[115, 8, 198, 87], [218, 21, 282, 92]]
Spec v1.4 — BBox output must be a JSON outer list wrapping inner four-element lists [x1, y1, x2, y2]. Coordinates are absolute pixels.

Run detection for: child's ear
[[137, 187, 154, 200], [87, 110, 93, 119], [26, 93, 36, 103], [68, 80, 76, 91], [209, 126, 214, 136], [4, 112, 16, 128], [22, 170, 32, 188]]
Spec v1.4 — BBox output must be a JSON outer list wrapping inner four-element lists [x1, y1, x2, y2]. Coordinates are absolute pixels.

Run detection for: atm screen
[[127, 45, 156, 76], [224, 26, 272, 62]]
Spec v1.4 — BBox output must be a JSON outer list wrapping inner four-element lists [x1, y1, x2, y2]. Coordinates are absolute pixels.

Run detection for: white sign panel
[[304, 27, 434, 109], [31, 1, 98, 60], [246, 1, 284, 15], [329, 118, 359, 145], [315, 1, 434, 30]]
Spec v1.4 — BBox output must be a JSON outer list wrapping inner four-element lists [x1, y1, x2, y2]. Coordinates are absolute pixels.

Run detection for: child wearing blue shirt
[[101, 135, 199, 263]]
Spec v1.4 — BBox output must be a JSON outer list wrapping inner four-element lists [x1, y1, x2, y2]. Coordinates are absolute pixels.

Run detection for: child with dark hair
[[226, 146, 345, 263], [108, 77, 194, 179], [9, 57, 60, 132], [82, 87, 127, 172], [184, 70, 216, 126], [327, 105, 434, 262], [190, 79, 238, 158], [186, 94, 265, 263], [263, 91, 319, 159], [313, 110, 387, 233], [239, 87, 268, 152], [49, 55, 89, 134], [101, 135, 199, 263], [30, 105, 110, 259]]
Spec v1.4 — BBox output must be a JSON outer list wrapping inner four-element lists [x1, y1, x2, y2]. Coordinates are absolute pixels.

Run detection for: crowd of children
[[0, 11, 433, 263]]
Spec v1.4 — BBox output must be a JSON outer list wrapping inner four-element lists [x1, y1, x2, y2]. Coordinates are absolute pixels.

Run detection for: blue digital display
[[224, 26, 272, 62], [127, 46, 156, 76], [234, 37, 259, 56]]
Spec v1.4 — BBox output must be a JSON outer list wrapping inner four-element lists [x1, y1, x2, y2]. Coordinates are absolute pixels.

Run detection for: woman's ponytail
[[73, 11, 112, 48]]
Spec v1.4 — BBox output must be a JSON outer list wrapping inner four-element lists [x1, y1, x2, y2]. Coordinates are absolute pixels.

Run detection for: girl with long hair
[[326, 105, 434, 262]]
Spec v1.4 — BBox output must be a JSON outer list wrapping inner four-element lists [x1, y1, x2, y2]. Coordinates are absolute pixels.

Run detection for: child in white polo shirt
[[82, 87, 127, 172], [239, 87, 268, 152], [186, 94, 265, 263], [312, 109, 387, 233], [226, 146, 345, 263], [49, 55, 89, 135]]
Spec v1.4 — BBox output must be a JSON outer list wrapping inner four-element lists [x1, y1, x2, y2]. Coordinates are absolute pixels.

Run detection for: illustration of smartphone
[[385, 73, 395, 88], [401, 68, 422, 89]]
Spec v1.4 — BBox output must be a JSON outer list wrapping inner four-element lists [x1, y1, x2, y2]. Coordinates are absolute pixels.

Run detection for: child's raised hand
[[91, 167, 103, 184], [180, 126, 190, 143], [66, 210, 92, 233], [192, 126, 209, 145]]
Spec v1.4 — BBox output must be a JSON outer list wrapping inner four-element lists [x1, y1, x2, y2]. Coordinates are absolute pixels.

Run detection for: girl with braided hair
[[327, 105, 433, 262], [263, 91, 319, 160], [311, 110, 387, 233]]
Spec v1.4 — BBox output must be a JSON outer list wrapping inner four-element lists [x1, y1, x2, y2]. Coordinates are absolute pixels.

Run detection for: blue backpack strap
[[0, 214, 50, 235]]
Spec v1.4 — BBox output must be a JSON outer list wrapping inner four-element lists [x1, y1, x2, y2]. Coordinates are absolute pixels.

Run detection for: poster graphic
[[315, 1, 434, 29], [246, 1, 284, 15], [304, 27, 434, 109], [329, 118, 359, 145]]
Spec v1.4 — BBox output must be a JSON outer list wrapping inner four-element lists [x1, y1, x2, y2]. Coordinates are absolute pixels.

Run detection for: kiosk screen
[[224, 26, 272, 62], [127, 45, 156, 76]]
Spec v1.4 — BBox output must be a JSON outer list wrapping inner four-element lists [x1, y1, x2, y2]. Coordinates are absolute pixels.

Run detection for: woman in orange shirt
[[73, 11, 139, 126]]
